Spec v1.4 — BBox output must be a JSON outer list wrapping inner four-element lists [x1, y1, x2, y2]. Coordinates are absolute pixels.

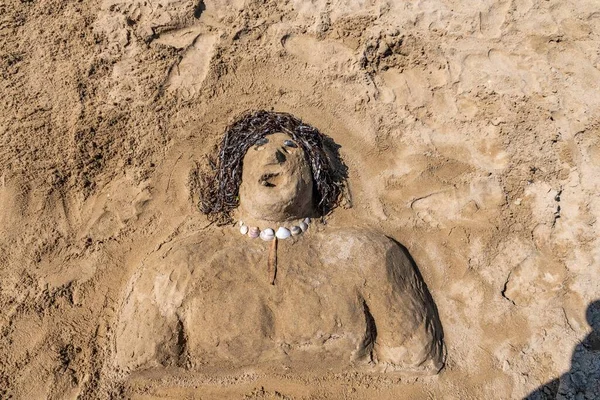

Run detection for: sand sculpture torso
[[114, 113, 445, 377]]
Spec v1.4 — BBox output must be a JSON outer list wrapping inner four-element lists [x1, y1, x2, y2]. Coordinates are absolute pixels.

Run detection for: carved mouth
[[259, 172, 280, 188]]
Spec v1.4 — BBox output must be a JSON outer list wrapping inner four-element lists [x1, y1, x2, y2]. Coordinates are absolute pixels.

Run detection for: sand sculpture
[[114, 111, 445, 376]]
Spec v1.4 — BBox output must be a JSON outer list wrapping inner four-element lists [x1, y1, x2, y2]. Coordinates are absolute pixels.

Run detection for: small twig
[[268, 238, 277, 285], [166, 153, 183, 193]]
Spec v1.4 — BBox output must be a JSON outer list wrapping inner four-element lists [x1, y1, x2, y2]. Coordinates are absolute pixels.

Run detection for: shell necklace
[[238, 218, 310, 241], [237, 218, 311, 285]]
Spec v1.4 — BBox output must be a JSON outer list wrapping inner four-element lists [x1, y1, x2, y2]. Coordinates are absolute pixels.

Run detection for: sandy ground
[[1, 0, 600, 398]]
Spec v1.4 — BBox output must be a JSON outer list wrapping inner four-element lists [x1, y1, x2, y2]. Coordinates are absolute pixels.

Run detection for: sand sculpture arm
[[114, 248, 192, 372], [359, 237, 445, 374]]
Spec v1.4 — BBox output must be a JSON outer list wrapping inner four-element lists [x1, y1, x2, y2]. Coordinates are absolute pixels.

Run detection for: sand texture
[[1, 0, 600, 398]]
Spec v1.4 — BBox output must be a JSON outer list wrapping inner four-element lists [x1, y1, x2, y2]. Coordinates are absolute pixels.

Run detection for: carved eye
[[254, 137, 268, 150], [283, 139, 297, 148]]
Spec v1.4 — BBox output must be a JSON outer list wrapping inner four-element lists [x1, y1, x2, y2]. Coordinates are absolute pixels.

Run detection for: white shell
[[304, 217, 310, 224], [248, 227, 260, 238], [290, 226, 301, 236], [299, 222, 308, 232], [240, 225, 249, 235], [275, 227, 291, 239], [260, 228, 275, 241]]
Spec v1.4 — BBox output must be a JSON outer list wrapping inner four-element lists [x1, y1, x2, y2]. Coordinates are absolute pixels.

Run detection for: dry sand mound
[[1, 0, 599, 398]]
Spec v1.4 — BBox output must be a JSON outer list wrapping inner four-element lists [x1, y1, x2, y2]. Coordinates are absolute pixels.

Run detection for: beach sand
[[1, 0, 599, 398]]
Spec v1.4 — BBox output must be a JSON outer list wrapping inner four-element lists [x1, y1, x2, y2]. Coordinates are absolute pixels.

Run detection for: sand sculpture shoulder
[[113, 111, 445, 377]]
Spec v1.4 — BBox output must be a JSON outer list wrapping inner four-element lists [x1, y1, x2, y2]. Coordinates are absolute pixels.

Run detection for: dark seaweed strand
[[199, 110, 343, 225]]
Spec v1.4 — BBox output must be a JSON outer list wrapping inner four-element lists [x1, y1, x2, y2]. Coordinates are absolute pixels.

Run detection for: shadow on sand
[[524, 299, 600, 400]]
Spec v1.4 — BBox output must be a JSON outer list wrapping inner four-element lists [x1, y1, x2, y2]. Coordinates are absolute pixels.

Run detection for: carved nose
[[275, 149, 286, 163]]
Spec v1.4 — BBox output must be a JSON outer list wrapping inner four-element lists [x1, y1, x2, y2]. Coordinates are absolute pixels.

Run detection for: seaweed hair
[[199, 110, 345, 225]]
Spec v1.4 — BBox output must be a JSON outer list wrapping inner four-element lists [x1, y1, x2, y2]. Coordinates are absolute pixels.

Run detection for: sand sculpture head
[[239, 131, 314, 221], [200, 110, 344, 225]]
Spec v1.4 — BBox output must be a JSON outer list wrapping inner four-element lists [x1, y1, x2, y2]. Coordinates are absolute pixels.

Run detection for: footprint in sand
[[158, 30, 218, 98]]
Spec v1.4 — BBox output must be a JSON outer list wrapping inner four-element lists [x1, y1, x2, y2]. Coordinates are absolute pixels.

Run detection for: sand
[[1, 0, 599, 398]]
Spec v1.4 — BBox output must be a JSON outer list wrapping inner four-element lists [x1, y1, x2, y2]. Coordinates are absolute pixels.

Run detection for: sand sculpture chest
[[172, 236, 369, 367]]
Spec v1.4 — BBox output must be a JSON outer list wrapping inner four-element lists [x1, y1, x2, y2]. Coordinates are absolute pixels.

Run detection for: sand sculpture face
[[238, 132, 314, 222], [198, 110, 341, 226]]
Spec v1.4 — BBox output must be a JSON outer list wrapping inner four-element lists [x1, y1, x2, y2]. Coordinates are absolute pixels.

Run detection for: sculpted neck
[[235, 205, 314, 230]]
